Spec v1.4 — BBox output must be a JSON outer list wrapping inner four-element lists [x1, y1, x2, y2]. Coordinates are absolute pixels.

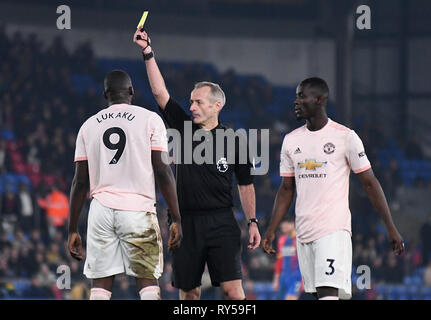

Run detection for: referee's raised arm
[[133, 28, 170, 109]]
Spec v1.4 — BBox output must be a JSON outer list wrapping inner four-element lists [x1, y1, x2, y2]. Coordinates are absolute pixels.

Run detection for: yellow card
[[137, 11, 148, 29]]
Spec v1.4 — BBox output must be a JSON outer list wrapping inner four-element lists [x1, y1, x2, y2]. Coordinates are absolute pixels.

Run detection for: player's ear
[[129, 86, 134, 96], [317, 93, 328, 106], [103, 90, 108, 100]]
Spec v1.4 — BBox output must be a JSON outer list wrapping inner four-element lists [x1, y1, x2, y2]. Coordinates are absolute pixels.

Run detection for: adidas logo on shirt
[[294, 147, 301, 154]]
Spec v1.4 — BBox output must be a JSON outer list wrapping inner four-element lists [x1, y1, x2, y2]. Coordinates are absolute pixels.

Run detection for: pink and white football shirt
[[74, 104, 168, 213], [280, 119, 371, 243]]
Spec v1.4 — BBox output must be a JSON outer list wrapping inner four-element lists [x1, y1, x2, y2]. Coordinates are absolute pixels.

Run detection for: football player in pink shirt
[[67, 70, 182, 300], [263, 77, 404, 300]]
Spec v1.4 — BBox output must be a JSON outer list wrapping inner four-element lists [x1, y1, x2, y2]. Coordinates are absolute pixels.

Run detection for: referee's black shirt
[[159, 98, 254, 216]]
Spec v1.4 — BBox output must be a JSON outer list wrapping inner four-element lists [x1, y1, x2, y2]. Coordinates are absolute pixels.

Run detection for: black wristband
[[248, 218, 258, 227], [142, 50, 154, 61]]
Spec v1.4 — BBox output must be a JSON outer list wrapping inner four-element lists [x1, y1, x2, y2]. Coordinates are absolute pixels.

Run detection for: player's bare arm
[[68, 160, 90, 261], [357, 168, 405, 255], [151, 150, 182, 251], [262, 177, 296, 254], [238, 184, 261, 250], [133, 29, 170, 109]]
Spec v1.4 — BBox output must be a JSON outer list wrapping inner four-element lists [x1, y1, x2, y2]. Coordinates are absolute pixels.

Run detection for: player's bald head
[[104, 70, 134, 104], [299, 77, 329, 103]]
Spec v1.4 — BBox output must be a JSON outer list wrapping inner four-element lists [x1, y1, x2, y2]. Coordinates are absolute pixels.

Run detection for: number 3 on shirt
[[325, 259, 335, 275], [103, 127, 126, 164]]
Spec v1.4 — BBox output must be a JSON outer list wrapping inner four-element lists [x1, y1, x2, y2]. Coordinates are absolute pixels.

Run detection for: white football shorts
[[84, 198, 163, 280], [296, 230, 352, 299]]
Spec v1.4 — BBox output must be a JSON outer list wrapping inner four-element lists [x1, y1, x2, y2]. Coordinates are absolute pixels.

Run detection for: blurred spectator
[[0, 259, 12, 278], [18, 183, 34, 234], [0, 139, 6, 170], [35, 263, 56, 288], [370, 256, 384, 284], [420, 213, 431, 266], [29, 229, 45, 248], [22, 277, 52, 299], [243, 279, 257, 300], [424, 261, 431, 287], [18, 246, 36, 277], [1, 189, 19, 232], [8, 247, 21, 277], [382, 252, 405, 284], [45, 243, 63, 269], [248, 254, 273, 281], [52, 229, 68, 255], [113, 277, 136, 300], [69, 259, 82, 283], [68, 281, 90, 300], [13, 229, 31, 250], [364, 283, 382, 300], [37, 185, 69, 238]]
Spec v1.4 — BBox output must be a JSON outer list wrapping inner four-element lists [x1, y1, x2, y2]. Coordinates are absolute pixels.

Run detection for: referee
[[133, 29, 261, 300]]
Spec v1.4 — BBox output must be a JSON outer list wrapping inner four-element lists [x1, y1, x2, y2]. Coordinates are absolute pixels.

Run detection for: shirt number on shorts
[[325, 259, 335, 275], [103, 127, 126, 164]]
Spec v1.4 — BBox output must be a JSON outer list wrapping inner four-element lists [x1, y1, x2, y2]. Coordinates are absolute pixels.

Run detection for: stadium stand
[[1, 28, 431, 300]]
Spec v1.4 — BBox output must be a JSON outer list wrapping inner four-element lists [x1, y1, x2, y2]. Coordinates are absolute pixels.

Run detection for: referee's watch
[[248, 218, 259, 227], [142, 50, 154, 61]]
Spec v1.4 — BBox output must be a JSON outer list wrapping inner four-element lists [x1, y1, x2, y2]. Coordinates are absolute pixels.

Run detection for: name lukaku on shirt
[[96, 111, 136, 123]]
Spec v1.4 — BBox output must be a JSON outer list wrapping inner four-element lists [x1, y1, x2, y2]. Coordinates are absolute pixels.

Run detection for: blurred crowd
[[1, 27, 431, 300]]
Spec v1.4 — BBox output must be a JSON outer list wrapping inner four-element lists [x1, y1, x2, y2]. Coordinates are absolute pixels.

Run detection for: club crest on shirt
[[217, 157, 228, 173], [323, 142, 335, 154]]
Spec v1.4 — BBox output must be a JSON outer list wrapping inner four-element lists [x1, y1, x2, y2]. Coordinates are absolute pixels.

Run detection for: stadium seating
[[1, 30, 431, 300]]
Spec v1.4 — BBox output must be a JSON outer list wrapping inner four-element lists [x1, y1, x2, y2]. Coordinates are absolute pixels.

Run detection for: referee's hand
[[168, 222, 182, 251], [248, 224, 261, 250]]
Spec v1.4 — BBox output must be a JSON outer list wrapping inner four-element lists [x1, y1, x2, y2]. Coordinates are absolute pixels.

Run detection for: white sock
[[139, 286, 161, 300], [90, 288, 112, 300], [319, 296, 339, 300]]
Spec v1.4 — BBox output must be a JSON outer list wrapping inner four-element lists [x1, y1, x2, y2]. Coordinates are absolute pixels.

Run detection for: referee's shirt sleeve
[[159, 98, 191, 130]]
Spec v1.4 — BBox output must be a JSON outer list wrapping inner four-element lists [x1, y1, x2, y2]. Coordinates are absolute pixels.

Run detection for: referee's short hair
[[194, 81, 226, 107]]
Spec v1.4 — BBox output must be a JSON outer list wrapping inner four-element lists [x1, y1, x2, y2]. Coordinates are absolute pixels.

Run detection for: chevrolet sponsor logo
[[298, 159, 327, 171]]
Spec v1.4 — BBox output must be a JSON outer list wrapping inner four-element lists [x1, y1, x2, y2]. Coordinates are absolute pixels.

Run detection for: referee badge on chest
[[217, 157, 229, 173]]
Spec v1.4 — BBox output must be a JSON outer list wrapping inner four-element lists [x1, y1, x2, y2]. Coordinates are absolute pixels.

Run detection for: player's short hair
[[194, 81, 226, 107], [300, 77, 329, 99], [104, 70, 133, 93]]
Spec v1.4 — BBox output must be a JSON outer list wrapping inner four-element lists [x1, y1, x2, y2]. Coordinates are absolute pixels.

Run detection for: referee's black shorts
[[171, 209, 242, 291]]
